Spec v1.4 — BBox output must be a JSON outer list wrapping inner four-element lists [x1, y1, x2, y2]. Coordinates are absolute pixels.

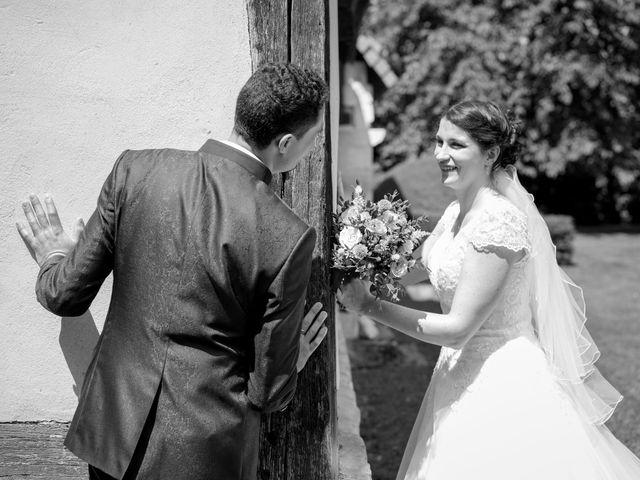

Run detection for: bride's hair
[[444, 100, 522, 173]]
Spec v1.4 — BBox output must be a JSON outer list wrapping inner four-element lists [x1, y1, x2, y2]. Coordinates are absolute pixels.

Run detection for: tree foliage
[[363, 0, 640, 223]]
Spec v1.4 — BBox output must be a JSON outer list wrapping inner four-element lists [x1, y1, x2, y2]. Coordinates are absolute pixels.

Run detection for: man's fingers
[[16, 222, 34, 244], [304, 311, 328, 340], [308, 301, 323, 316], [29, 195, 49, 229], [16, 222, 37, 259], [310, 326, 328, 351], [44, 195, 63, 234], [297, 312, 329, 373], [22, 200, 41, 235], [301, 301, 323, 334]]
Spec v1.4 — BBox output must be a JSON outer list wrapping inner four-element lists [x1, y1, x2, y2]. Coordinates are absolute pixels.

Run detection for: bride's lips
[[440, 165, 458, 173]]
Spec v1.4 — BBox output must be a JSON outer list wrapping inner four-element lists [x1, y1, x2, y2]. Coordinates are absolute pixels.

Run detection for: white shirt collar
[[219, 140, 264, 165]]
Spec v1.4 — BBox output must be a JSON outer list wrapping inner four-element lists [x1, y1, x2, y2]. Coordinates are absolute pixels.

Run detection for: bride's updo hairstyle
[[444, 100, 521, 173]]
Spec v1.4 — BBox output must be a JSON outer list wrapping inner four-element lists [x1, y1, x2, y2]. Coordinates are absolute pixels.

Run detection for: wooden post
[[246, 1, 338, 479]]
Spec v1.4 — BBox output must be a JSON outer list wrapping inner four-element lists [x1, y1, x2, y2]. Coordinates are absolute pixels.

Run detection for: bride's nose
[[435, 146, 451, 162]]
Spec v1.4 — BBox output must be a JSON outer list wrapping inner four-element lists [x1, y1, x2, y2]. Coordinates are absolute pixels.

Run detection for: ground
[[0, 422, 84, 479], [349, 231, 640, 480]]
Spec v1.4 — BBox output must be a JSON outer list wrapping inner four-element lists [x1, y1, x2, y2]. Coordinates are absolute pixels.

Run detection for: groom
[[17, 63, 328, 480]]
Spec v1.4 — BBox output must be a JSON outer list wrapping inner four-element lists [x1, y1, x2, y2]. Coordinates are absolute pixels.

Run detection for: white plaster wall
[[0, 0, 252, 421]]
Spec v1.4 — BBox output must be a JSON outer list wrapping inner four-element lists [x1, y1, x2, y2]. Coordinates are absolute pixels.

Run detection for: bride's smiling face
[[434, 118, 490, 192]]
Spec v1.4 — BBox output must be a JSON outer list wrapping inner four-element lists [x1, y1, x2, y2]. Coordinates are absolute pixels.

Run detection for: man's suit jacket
[[35, 140, 316, 479]]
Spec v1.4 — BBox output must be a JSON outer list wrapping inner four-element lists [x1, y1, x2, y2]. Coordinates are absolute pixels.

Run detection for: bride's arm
[[339, 245, 521, 349]]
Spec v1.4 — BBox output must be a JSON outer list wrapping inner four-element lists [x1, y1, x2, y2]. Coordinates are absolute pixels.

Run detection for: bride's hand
[[337, 278, 375, 313]]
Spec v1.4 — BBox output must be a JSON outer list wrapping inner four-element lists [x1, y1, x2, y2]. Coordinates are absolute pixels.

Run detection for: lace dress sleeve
[[469, 202, 531, 258]]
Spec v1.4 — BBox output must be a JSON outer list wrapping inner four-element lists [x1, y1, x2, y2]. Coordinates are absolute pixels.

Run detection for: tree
[[363, 0, 640, 223]]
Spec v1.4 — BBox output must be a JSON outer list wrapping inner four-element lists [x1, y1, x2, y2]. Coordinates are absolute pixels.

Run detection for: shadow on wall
[[59, 312, 99, 397]]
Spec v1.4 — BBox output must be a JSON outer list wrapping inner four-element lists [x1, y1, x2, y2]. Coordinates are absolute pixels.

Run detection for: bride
[[338, 100, 640, 479]]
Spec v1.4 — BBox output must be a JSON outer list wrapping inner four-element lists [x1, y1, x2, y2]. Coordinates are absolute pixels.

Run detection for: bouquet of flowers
[[332, 183, 428, 301]]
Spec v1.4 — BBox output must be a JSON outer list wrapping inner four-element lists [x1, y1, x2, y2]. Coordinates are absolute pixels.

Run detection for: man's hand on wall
[[297, 302, 329, 373], [16, 194, 85, 266]]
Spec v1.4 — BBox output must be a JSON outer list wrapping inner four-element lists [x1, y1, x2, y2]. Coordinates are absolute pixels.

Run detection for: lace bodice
[[424, 192, 535, 348]]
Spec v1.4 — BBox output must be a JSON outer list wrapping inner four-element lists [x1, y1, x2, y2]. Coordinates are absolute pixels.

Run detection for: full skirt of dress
[[397, 334, 640, 480]]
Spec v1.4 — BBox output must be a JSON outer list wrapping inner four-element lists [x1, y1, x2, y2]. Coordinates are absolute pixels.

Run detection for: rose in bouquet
[[332, 183, 428, 301]]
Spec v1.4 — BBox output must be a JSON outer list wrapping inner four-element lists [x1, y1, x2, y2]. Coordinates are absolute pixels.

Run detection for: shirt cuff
[[39, 250, 67, 267]]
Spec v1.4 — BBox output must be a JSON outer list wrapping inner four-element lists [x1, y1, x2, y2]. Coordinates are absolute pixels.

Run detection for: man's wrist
[[38, 250, 68, 267]]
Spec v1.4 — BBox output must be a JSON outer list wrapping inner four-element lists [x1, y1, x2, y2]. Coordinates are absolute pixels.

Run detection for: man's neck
[[226, 132, 274, 171]]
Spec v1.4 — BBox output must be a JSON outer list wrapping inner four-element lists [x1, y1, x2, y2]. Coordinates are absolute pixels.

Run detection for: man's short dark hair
[[234, 63, 328, 149]]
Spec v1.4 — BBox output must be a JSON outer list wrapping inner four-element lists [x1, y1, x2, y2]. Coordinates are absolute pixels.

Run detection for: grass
[[349, 231, 640, 480], [564, 232, 640, 454]]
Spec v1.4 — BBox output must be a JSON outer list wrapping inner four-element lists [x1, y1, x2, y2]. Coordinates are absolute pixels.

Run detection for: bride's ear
[[487, 146, 500, 166]]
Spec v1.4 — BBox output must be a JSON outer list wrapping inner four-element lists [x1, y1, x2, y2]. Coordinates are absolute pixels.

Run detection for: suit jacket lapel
[[199, 139, 272, 184]]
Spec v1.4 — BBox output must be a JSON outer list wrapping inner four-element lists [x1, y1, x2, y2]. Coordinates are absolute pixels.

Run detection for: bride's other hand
[[337, 278, 375, 313]]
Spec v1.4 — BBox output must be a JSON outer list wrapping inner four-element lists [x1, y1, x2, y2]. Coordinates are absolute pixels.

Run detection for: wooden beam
[[246, 0, 289, 198], [246, 0, 337, 478], [246, 0, 288, 66]]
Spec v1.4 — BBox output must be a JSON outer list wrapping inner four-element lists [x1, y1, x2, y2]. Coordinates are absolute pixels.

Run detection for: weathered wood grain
[[245, 0, 289, 67], [247, 0, 337, 479], [0, 423, 85, 479]]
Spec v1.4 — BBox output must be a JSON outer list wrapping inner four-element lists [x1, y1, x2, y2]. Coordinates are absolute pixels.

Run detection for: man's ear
[[278, 133, 295, 154]]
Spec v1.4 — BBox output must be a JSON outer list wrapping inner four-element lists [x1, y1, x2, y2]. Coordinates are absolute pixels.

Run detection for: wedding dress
[[397, 173, 640, 479]]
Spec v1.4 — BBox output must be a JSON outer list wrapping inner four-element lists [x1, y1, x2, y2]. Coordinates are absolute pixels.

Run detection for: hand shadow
[[59, 312, 100, 398]]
